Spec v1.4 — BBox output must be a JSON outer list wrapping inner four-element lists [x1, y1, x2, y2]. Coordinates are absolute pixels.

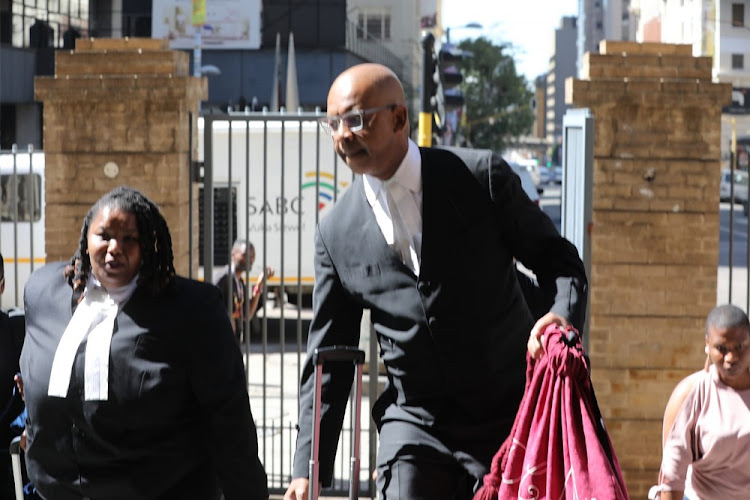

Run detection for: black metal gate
[[200, 111, 378, 497]]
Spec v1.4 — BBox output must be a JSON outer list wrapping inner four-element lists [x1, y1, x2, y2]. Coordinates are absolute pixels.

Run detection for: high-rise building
[[578, 0, 640, 76], [604, 0, 636, 41], [578, 0, 605, 77], [546, 16, 578, 143], [658, 0, 750, 168]]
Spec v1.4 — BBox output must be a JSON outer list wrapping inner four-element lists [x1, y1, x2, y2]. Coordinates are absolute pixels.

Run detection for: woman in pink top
[[658, 304, 750, 500]]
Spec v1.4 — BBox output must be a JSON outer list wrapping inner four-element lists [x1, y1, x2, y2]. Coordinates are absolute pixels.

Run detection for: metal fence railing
[[201, 111, 378, 497]]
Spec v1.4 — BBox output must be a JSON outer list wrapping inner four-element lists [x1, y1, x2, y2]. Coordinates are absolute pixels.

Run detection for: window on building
[[0, 174, 42, 222], [357, 10, 391, 40], [10, 0, 88, 48], [733, 3, 745, 27], [732, 53, 744, 69]]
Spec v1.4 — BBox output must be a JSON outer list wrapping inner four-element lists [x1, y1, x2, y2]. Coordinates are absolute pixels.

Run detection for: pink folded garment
[[474, 324, 629, 500]]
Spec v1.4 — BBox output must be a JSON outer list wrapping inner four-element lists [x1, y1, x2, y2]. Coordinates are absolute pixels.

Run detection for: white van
[[509, 162, 541, 205], [0, 151, 46, 309], [720, 168, 749, 205]]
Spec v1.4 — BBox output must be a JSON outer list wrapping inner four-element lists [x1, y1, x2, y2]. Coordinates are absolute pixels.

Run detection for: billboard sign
[[152, 0, 261, 49]]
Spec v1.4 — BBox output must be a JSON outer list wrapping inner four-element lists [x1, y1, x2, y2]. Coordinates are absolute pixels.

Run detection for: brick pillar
[[34, 38, 207, 277], [567, 41, 732, 497]]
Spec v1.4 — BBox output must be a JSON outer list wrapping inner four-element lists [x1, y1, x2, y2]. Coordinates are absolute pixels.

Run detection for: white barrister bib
[[386, 178, 422, 275], [48, 276, 137, 401]]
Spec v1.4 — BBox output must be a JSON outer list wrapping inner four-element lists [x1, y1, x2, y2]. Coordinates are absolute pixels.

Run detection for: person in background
[[215, 239, 274, 342], [0, 253, 26, 497], [284, 63, 587, 500], [19, 186, 268, 499], [657, 304, 750, 499]]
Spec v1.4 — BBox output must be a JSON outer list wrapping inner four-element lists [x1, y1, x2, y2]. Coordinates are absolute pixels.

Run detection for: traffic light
[[431, 45, 469, 144], [419, 32, 437, 146], [438, 47, 466, 112], [419, 34, 469, 145]]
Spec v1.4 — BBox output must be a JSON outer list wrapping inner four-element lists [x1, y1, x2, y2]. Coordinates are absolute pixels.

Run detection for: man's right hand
[[284, 478, 310, 500], [14, 373, 23, 400]]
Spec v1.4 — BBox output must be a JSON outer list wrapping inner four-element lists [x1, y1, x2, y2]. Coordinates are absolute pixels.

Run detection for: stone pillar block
[[35, 38, 207, 277], [568, 41, 732, 498]]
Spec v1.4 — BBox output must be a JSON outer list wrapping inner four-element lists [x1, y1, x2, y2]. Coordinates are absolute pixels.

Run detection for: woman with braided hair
[[19, 186, 268, 499]]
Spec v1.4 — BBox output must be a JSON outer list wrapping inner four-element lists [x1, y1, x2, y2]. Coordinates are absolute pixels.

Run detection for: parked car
[[509, 163, 542, 205], [512, 160, 541, 187], [539, 166, 553, 185], [720, 169, 749, 202], [552, 165, 563, 184], [720, 168, 749, 215]]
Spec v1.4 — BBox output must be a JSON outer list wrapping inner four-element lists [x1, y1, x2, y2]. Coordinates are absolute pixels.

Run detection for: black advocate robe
[[292, 146, 588, 484]]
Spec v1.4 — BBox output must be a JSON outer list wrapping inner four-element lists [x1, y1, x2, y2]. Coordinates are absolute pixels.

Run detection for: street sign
[[724, 87, 750, 115]]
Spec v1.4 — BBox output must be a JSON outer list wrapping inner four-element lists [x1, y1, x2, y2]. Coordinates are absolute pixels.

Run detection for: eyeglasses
[[319, 104, 397, 135]]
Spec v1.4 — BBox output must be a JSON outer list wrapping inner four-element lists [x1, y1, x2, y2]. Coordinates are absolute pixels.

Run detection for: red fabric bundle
[[474, 324, 629, 500]]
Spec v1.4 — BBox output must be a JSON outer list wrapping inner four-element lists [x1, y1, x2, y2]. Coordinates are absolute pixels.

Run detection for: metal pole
[[418, 32, 435, 147], [193, 25, 202, 77], [729, 122, 736, 303], [203, 116, 214, 282]]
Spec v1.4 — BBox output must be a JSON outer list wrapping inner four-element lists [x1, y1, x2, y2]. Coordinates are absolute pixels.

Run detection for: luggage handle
[[313, 345, 366, 366], [309, 346, 366, 500]]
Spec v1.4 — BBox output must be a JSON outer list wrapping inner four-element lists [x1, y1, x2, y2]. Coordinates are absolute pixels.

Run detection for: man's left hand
[[528, 312, 569, 359]]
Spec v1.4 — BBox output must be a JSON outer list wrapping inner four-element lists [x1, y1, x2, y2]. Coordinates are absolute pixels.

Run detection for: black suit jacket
[[20, 262, 268, 500], [292, 146, 587, 483]]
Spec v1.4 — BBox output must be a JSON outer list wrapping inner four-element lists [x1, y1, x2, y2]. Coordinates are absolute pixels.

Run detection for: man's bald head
[[328, 64, 407, 111], [325, 63, 410, 180]]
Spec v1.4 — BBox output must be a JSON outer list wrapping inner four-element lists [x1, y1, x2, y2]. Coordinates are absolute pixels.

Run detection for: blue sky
[[440, 0, 579, 82]]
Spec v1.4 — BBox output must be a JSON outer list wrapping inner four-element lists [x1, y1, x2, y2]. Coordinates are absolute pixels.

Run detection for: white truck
[[0, 150, 46, 309], [199, 115, 353, 288]]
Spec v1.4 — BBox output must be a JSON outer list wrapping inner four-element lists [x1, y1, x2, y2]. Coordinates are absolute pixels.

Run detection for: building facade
[[658, 0, 750, 167], [0, 0, 426, 149], [578, 0, 606, 76], [546, 16, 578, 143], [604, 0, 636, 41]]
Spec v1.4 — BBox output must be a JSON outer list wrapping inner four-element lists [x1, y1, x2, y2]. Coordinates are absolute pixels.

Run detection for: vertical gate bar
[[203, 116, 215, 285], [261, 117, 269, 474], [27, 144, 34, 273], [279, 118, 286, 481], [227, 120, 234, 322], [11, 145, 19, 305], [188, 113, 194, 279], [244, 119, 252, 381], [729, 166, 734, 303], [296, 119, 304, 398]]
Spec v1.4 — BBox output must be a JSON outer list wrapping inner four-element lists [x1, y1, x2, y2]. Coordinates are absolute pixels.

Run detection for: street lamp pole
[[444, 22, 482, 45]]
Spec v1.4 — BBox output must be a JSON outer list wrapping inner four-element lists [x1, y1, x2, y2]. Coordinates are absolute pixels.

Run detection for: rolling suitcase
[[9, 435, 23, 500], [308, 346, 366, 500]]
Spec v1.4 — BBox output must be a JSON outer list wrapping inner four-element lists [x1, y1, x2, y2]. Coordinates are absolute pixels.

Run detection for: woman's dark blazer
[[20, 262, 268, 500]]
